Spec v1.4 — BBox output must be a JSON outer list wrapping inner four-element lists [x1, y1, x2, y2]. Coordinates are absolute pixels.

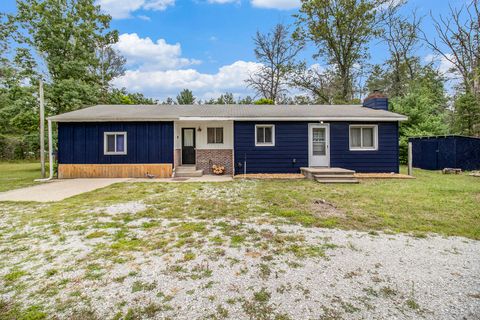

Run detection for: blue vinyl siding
[[234, 122, 309, 173], [234, 121, 399, 174], [58, 122, 174, 164], [330, 122, 399, 173]]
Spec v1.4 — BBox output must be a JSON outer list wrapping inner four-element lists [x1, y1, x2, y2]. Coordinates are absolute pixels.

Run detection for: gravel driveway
[[1, 202, 478, 319]]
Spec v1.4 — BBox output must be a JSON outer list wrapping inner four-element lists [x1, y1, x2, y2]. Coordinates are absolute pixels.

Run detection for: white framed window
[[207, 127, 224, 144], [255, 124, 275, 146], [349, 125, 378, 151], [104, 132, 127, 155]]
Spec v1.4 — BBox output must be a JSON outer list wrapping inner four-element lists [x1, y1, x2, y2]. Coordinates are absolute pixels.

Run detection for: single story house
[[47, 93, 407, 178]]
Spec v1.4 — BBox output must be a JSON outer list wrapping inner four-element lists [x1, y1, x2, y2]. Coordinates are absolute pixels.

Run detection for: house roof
[[48, 104, 408, 122]]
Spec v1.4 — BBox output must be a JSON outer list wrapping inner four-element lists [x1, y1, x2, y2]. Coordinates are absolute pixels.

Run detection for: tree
[[205, 92, 236, 104], [452, 93, 480, 136], [107, 88, 157, 105], [246, 24, 301, 104], [422, 0, 480, 97], [254, 98, 274, 105], [290, 64, 342, 103], [238, 96, 254, 104], [378, 2, 422, 96], [15, 0, 118, 114], [95, 45, 126, 102], [176, 89, 195, 105], [390, 65, 449, 162], [294, 0, 388, 102]]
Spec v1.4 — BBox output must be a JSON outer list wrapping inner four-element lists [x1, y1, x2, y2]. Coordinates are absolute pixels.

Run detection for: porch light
[[197, 127, 202, 132]]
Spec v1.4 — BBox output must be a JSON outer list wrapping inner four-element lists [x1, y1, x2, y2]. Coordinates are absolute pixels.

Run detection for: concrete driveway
[[0, 178, 128, 202]]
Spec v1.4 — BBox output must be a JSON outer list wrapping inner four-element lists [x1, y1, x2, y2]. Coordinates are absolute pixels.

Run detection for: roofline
[[409, 134, 480, 140], [49, 116, 407, 122]]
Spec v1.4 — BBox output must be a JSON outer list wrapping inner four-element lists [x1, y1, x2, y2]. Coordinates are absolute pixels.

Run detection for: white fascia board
[[49, 118, 179, 122], [179, 117, 408, 122]]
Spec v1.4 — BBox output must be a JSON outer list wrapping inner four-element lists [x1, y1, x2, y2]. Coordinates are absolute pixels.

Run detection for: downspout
[[35, 119, 54, 182]]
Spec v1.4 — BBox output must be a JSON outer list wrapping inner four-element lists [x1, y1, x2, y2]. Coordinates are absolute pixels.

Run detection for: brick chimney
[[363, 90, 388, 111]]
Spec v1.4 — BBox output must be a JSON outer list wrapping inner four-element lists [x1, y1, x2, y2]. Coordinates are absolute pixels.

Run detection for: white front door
[[308, 123, 330, 167]]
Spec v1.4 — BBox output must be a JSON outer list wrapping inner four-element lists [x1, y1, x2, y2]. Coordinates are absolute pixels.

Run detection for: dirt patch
[[311, 199, 346, 218], [234, 174, 305, 179]]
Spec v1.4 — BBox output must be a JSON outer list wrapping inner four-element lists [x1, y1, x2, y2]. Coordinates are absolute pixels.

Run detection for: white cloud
[[112, 60, 262, 100], [424, 53, 456, 79], [97, 0, 174, 19], [113, 33, 200, 71], [250, 0, 300, 10], [137, 15, 151, 21], [208, 0, 239, 3]]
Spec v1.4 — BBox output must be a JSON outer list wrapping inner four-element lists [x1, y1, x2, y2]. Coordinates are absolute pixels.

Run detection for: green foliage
[[452, 93, 480, 136], [390, 66, 449, 162], [107, 88, 157, 105], [294, 0, 387, 101], [254, 98, 274, 105], [205, 92, 235, 104], [176, 89, 196, 105]]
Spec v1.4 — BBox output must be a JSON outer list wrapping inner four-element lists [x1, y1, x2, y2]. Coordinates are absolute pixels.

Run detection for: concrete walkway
[[0, 175, 233, 202], [0, 178, 128, 202]]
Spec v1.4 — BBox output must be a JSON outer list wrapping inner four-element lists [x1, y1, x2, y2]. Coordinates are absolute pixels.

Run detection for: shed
[[409, 135, 480, 171]]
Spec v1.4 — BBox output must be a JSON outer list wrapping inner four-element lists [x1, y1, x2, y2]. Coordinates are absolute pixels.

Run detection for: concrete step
[[175, 165, 197, 172], [315, 178, 359, 184], [300, 167, 356, 180], [175, 169, 204, 177], [314, 174, 356, 179]]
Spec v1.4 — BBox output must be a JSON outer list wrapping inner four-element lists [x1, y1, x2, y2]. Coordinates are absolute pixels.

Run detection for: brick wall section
[[174, 149, 181, 168], [196, 149, 233, 175]]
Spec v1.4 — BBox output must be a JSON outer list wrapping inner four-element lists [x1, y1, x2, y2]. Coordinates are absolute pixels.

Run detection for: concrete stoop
[[174, 165, 204, 178], [300, 167, 359, 184]]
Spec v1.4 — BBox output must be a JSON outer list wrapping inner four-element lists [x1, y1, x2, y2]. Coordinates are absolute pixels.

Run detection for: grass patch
[[0, 162, 44, 192]]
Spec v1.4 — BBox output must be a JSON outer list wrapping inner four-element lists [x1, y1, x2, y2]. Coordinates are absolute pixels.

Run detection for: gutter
[[35, 119, 54, 182]]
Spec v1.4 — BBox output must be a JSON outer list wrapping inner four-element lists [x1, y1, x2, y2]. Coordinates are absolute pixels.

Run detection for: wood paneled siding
[[58, 122, 174, 164], [234, 121, 309, 174], [330, 122, 399, 173], [233, 121, 399, 174]]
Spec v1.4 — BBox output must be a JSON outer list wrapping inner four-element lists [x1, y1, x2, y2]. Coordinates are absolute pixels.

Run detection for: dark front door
[[182, 128, 196, 164]]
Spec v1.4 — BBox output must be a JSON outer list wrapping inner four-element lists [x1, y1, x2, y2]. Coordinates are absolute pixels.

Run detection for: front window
[[349, 125, 377, 150], [207, 127, 224, 144], [255, 125, 275, 146], [104, 132, 127, 155]]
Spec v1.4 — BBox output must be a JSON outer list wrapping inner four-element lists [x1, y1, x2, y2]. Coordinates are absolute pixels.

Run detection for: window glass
[[264, 127, 272, 143], [350, 128, 362, 148], [362, 127, 374, 147], [312, 127, 326, 155], [107, 135, 116, 152], [183, 129, 194, 147], [256, 127, 265, 143], [116, 135, 125, 152], [207, 128, 215, 144], [207, 128, 223, 144], [215, 128, 223, 143]]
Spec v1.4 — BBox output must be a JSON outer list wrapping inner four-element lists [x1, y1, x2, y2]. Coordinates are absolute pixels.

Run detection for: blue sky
[[3, 0, 466, 100]]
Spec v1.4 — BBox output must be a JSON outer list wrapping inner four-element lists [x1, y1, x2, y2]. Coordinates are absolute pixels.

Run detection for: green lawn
[[0, 162, 478, 239], [0, 162, 44, 192]]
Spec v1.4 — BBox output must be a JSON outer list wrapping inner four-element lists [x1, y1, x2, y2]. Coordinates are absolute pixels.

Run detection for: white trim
[[349, 125, 378, 151], [104, 132, 127, 155], [51, 116, 408, 122], [308, 123, 330, 167], [178, 117, 407, 122], [255, 124, 275, 147]]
